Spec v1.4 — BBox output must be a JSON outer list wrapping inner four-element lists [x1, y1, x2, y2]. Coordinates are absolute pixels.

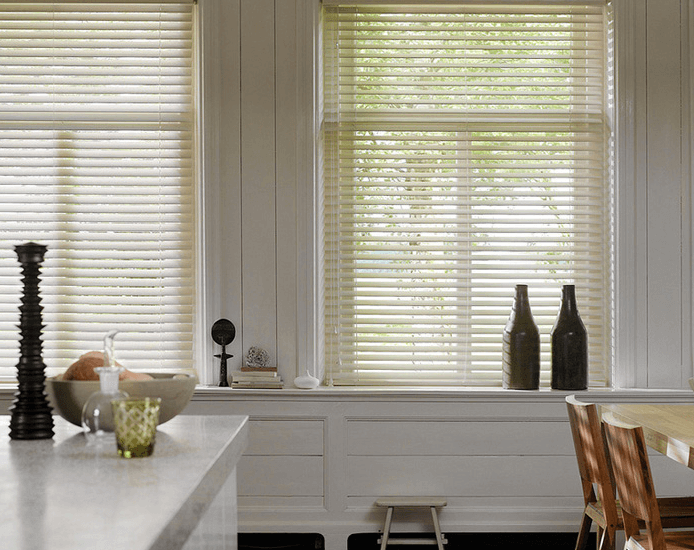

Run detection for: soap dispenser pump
[[81, 330, 129, 442]]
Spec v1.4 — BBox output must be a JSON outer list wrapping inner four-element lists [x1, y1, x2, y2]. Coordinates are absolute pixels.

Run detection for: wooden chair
[[602, 413, 694, 550], [566, 396, 694, 550]]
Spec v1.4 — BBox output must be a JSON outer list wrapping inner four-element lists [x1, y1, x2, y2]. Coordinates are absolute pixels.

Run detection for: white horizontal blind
[[0, 1, 196, 377], [323, 2, 613, 386]]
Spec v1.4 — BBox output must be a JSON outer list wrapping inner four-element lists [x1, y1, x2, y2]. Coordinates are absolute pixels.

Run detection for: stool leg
[[380, 506, 393, 550], [430, 506, 444, 550]]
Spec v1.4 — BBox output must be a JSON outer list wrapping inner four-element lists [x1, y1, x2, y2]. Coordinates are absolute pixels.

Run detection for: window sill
[[189, 385, 694, 403], [0, 383, 690, 405]]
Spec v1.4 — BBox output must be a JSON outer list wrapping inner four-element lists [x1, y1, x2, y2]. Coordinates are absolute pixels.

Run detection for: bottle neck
[[561, 285, 578, 314], [514, 285, 531, 313], [96, 366, 123, 394]]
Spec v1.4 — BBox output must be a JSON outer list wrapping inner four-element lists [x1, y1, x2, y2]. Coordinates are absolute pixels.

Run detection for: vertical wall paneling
[[633, 0, 649, 388], [241, 0, 278, 371], [616, 0, 650, 388], [275, 0, 299, 381], [614, 0, 636, 387], [646, 0, 684, 387], [200, 0, 244, 380], [682, 0, 693, 386], [220, 0, 244, 373]]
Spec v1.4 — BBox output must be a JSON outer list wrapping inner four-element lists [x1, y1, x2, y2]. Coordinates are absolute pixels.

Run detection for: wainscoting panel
[[347, 419, 573, 456], [184, 388, 694, 550], [238, 455, 324, 497], [237, 418, 325, 499], [246, 420, 323, 456], [346, 455, 580, 498]]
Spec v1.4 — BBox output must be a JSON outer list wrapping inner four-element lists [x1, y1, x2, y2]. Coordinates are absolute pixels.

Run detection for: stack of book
[[231, 367, 283, 389]]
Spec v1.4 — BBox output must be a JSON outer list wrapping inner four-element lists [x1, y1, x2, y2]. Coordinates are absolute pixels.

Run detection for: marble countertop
[[0, 414, 248, 550]]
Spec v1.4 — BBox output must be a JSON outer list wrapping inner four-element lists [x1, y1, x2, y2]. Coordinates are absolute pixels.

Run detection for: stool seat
[[376, 496, 447, 550], [376, 497, 448, 508]]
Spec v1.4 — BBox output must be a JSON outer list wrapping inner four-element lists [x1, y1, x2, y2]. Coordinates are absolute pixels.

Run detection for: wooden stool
[[376, 497, 447, 550]]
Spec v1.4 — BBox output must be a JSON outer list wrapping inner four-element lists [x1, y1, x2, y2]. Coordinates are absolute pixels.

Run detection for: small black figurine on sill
[[9, 242, 54, 440], [211, 318, 236, 387]]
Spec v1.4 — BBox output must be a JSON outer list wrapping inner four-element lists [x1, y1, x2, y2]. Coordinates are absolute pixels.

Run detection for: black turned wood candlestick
[[9, 243, 54, 440]]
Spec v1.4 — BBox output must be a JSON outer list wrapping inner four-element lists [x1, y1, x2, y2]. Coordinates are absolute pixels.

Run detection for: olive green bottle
[[502, 284, 540, 389], [551, 284, 588, 390]]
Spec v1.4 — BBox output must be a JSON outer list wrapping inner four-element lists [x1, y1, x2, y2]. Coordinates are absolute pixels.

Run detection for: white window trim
[[198, 0, 229, 385], [307, 0, 622, 388]]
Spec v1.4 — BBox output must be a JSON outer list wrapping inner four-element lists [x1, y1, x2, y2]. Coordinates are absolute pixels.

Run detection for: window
[[322, 1, 613, 386], [0, 1, 196, 377]]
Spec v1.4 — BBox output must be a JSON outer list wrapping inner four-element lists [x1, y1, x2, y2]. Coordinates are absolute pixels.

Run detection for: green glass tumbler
[[111, 397, 161, 458]]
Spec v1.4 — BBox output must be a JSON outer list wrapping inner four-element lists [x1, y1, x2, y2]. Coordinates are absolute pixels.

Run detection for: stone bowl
[[45, 372, 198, 427]]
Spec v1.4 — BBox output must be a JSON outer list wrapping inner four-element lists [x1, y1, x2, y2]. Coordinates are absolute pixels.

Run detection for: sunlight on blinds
[[323, 2, 613, 386], [0, 1, 196, 376]]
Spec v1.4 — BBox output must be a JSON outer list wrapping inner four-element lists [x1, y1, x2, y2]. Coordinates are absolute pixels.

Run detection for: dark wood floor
[[239, 532, 592, 549]]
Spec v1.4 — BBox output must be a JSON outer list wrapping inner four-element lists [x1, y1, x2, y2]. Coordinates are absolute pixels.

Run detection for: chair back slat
[[565, 395, 619, 526], [602, 413, 666, 549]]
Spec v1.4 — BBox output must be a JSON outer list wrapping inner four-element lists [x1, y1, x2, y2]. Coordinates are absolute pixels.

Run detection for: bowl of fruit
[[45, 351, 197, 427]]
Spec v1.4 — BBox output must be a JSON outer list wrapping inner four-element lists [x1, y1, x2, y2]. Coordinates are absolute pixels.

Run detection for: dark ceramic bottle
[[551, 285, 588, 390], [502, 284, 540, 390]]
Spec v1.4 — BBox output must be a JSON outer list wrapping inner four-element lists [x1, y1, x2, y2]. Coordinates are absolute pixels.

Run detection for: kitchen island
[[0, 414, 248, 550]]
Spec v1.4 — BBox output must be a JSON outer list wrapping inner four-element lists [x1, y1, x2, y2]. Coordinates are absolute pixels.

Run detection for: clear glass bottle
[[81, 330, 128, 442], [81, 366, 129, 441]]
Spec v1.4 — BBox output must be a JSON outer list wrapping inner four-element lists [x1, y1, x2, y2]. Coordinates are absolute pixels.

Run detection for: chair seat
[[586, 497, 694, 529], [659, 497, 694, 526], [627, 531, 694, 550]]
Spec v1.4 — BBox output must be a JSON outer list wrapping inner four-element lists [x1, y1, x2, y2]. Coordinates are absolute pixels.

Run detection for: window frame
[[297, 0, 694, 390], [317, 0, 615, 387], [0, 0, 201, 381]]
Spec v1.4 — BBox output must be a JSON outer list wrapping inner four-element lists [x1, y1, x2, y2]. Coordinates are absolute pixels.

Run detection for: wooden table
[[601, 404, 694, 470]]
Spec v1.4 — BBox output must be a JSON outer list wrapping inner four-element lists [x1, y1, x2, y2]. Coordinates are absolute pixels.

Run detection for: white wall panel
[[347, 456, 582, 497], [240, 0, 278, 370], [645, 0, 688, 387], [246, 419, 323, 455], [238, 455, 324, 496], [200, 0, 244, 379], [218, 0, 244, 374], [347, 420, 573, 456], [275, 0, 299, 383]]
